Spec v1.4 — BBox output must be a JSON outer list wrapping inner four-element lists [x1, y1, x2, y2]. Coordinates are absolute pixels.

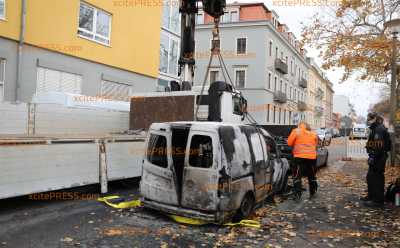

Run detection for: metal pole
[[15, 0, 27, 103], [390, 33, 398, 166]]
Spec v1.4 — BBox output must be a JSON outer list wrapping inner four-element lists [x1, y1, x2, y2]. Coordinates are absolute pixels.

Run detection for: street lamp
[[384, 18, 400, 166]]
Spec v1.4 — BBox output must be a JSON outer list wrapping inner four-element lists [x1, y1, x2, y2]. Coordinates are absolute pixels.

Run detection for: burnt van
[[140, 122, 290, 223]]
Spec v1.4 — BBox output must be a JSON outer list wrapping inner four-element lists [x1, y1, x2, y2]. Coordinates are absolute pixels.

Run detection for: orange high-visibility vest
[[287, 124, 318, 160]]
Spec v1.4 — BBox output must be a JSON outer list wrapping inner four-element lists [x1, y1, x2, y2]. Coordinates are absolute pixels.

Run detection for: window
[[289, 86, 292, 99], [265, 136, 277, 156], [284, 110, 286, 124], [0, 59, 4, 101], [168, 39, 179, 75], [280, 80, 283, 91], [233, 95, 243, 116], [235, 69, 246, 88], [236, 38, 247, 54], [275, 47, 278, 59], [269, 41, 273, 56], [78, 2, 111, 45], [196, 13, 204, 24], [159, 32, 179, 76], [274, 77, 277, 91], [162, 0, 180, 34], [289, 111, 292, 124], [267, 104, 270, 122], [221, 11, 230, 23], [267, 73, 271, 89], [278, 108, 281, 124], [273, 106, 276, 123], [101, 80, 132, 101], [147, 134, 168, 168], [285, 83, 287, 95], [231, 11, 239, 22], [209, 70, 219, 84], [0, 0, 5, 19], [189, 135, 213, 168], [36, 67, 82, 94]]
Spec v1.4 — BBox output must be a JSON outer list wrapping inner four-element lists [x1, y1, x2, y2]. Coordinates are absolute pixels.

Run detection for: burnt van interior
[[147, 134, 168, 168], [171, 127, 190, 197]]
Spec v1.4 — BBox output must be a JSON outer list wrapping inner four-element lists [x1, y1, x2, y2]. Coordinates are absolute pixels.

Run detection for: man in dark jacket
[[361, 112, 391, 207]]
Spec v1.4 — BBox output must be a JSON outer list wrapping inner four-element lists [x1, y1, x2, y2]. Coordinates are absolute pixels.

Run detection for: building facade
[[306, 58, 333, 129], [0, 0, 162, 103], [158, 1, 180, 90], [195, 3, 310, 125]]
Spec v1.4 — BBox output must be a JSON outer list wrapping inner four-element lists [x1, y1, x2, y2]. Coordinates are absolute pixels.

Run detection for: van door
[[181, 132, 219, 211], [140, 131, 179, 206], [250, 130, 270, 201]]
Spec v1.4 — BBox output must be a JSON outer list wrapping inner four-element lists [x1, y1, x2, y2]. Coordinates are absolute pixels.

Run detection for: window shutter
[[36, 67, 82, 94], [101, 80, 132, 101]]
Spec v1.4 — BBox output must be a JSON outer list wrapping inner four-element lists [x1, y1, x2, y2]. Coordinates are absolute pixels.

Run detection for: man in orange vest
[[287, 122, 319, 200]]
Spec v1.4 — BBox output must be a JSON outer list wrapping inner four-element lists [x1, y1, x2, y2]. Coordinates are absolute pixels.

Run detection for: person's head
[[367, 112, 378, 127], [298, 121, 311, 131], [376, 114, 384, 125]]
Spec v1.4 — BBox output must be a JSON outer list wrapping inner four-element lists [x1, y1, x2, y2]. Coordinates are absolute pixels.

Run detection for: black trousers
[[367, 154, 387, 203], [292, 158, 318, 195]]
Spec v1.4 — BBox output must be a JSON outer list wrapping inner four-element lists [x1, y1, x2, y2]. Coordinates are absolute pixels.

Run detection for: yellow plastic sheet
[[97, 196, 142, 209]]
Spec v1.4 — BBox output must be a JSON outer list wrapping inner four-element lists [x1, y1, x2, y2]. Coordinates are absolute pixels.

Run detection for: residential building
[[325, 81, 334, 127], [306, 58, 333, 129], [0, 0, 162, 103], [158, 1, 180, 90], [195, 2, 310, 125]]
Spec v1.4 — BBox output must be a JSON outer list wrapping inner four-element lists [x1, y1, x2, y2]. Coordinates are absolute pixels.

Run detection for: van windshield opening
[[189, 135, 213, 168], [147, 134, 168, 168]]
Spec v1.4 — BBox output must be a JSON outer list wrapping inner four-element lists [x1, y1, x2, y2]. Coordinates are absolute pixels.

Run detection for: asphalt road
[[0, 138, 398, 248]]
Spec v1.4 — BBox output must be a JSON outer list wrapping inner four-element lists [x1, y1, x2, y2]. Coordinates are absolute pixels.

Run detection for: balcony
[[273, 91, 287, 103], [275, 58, 288, 74], [299, 78, 308, 88], [298, 101, 307, 111], [315, 106, 324, 116], [315, 88, 324, 99]]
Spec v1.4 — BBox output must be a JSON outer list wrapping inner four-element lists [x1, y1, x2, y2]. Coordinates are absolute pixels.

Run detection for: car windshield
[[317, 129, 325, 135], [354, 128, 365, 132]]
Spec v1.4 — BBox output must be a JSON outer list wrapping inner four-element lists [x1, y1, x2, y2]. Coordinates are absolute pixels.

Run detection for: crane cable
[[194, 17, 260, 127], [195, 18, 237, 120]]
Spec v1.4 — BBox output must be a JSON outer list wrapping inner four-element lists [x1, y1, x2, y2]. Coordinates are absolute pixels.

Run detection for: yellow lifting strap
[[98, 196, 260, 228], [97, 196, 142, 209], [169, 214, 261, 228]]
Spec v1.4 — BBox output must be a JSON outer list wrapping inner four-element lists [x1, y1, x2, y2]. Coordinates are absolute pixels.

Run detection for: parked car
[[140, 122, 290, 223], [317, 128, 333, 146], [350, 124, 368, 139], [332, 128, 340, 138], [262, 125, 329, 169]]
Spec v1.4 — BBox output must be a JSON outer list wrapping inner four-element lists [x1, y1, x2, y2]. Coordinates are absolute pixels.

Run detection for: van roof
[[151, 121, 251, 128], [149, 121, 273, 137]]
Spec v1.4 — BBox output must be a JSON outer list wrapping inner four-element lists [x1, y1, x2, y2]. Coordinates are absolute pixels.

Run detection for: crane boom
[[178, 0, 226, 87]]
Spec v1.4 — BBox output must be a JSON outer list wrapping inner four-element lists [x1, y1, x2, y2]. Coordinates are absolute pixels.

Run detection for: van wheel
[[235, 193, 255, 221], [277, 172, 289, 194]]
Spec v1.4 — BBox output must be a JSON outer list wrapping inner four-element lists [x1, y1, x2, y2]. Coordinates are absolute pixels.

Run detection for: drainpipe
[[15, 0, 27, 103]]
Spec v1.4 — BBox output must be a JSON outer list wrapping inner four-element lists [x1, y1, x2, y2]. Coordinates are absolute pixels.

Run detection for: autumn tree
[[302, 0, 400, 83]]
